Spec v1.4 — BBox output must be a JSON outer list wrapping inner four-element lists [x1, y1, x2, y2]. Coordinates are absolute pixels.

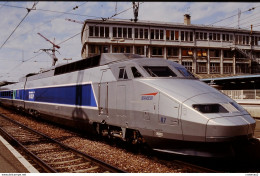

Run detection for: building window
[[135, 46, 144, 55], [123, 28, 127, 38], [166, 30, 170, 40], [246, 36, 249, 45], [151, 29, 163, 40], [170, 30, 175, 40], [167, 47, 179, 57], [210, 63, 220, 74], [175, 31, 179, 41], [223, 50, 233, 58], [95, 26, 99, 37], [197, 62, 207, 73], [160, 30, 164, 40], [100, 27, 104, 37], [88, 25, 109, 38], [166, 30, 180, 41], [213, 33, 216, 40], [185, 31, 189, 41], [223, 63, 233, 74], [222, 33, 232, 42], [180, 31, 193, 42], [150, 29, 154, 39], [140, 28, 143, 38], [113, 27, 132, 39], [118, 27, 122, 38], [134, 28, 148, 39], [197, 49, 207, 57], [196, 32, 207, 40], [209, 33, 213, 40], [204, 33, 207, 40], [89, 45, 109, 55], [236, 63, 249, 74], [222, 34, 226, 41], [155, 30, 160, 39], [217, 33, 220, 41], [190, 32, 193, 41], [144, 29, 148, 39], [113, 45, 132, 53], [209, 49, 220, 57], [230, 34, 233, 41], [105, 27, 109, 38], [89, 26, 94, 36], [113, 27, 117, 38], [181, 31, 185, 41], [152, 47, 163, 56], [209, 32, 221, 41], [135, 28, 138, 38], [128, 28, 132, 39]]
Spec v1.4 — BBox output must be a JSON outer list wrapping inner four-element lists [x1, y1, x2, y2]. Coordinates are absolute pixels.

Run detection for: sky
[[0, 1, 260, 82]]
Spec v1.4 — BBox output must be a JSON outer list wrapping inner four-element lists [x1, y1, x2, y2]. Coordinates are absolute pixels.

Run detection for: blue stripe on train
[[1, 84, 97, 107], [25, 84, 97, 107]]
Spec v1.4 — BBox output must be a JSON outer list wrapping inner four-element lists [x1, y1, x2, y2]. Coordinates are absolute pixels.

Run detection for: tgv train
[[0, 53, 256, 157]]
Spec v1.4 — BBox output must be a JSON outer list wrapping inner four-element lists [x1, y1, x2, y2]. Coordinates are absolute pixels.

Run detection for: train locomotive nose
[[206, 114, 256, 142]]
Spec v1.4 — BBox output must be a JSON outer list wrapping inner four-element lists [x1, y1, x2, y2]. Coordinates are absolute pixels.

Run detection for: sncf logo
[[141, 92, 158, 100]]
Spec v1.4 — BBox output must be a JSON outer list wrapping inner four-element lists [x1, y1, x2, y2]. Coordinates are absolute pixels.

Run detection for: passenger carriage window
[[143, 66, 176, 77], [131, 67, 143, 78], [119, 68, 128, 79]]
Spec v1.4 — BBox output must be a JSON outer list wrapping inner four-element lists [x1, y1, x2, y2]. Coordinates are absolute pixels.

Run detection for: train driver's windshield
[[143, 66, 177, 77], [176, 67, 194, 78]]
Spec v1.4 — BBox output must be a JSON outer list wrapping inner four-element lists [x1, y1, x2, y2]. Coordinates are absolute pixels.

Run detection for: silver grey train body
[[0, 53, 256, 157]]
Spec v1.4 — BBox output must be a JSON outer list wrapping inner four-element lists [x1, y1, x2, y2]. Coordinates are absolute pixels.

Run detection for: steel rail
[[0, 112, 126, 173]]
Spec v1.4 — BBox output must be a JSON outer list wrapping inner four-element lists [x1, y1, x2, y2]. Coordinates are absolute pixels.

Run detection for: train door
[[142, 92, 159, 130], [116, 67, 128, 118], [99, 70, 108, 116], [158, 94, 182, 140], [116, 85, 126, 117]]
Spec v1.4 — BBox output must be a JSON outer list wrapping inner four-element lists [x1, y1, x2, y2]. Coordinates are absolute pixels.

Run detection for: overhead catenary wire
[[208, 5, 259, 26], [1, 2, 142, 79], [0, 3, 100, 18], [1, 2, 89, 76], [0, 2, 38, 51], [6, 2, 88, 45], [59, 2, 144, 46]]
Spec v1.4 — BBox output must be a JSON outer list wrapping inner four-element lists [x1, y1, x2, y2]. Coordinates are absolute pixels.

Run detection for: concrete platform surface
[[0, 136, 38, 173]]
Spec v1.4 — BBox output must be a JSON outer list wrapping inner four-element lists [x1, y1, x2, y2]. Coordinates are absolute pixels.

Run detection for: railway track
[[0, 112, 125, 173], [0, 108, 225, 173]]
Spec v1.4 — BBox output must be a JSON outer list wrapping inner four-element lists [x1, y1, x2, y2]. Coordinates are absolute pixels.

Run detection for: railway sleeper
[[54, 161, 91, 170], [74, 166, 100, 173], [49, 158, 82, 165]]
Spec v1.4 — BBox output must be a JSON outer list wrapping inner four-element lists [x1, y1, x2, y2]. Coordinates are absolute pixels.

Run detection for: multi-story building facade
[[80, 15, 260, 77]]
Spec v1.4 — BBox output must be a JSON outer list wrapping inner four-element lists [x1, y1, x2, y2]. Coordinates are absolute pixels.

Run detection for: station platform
[[0, 136, 38, 173]]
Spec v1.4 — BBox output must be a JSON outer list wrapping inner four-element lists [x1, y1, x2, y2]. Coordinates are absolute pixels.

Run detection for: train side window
[[131, 67, 143, 78], [119, 68, 128, 79]]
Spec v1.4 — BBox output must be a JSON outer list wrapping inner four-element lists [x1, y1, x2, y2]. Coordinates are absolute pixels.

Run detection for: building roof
[[82, 18, 260, 34]]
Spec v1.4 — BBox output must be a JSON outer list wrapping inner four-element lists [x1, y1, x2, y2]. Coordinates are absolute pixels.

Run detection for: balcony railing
[[221, 89, 260, 100], [196, 66, 207, 73], [223, 66, 233, 74], [210, 66, 220, 74]]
